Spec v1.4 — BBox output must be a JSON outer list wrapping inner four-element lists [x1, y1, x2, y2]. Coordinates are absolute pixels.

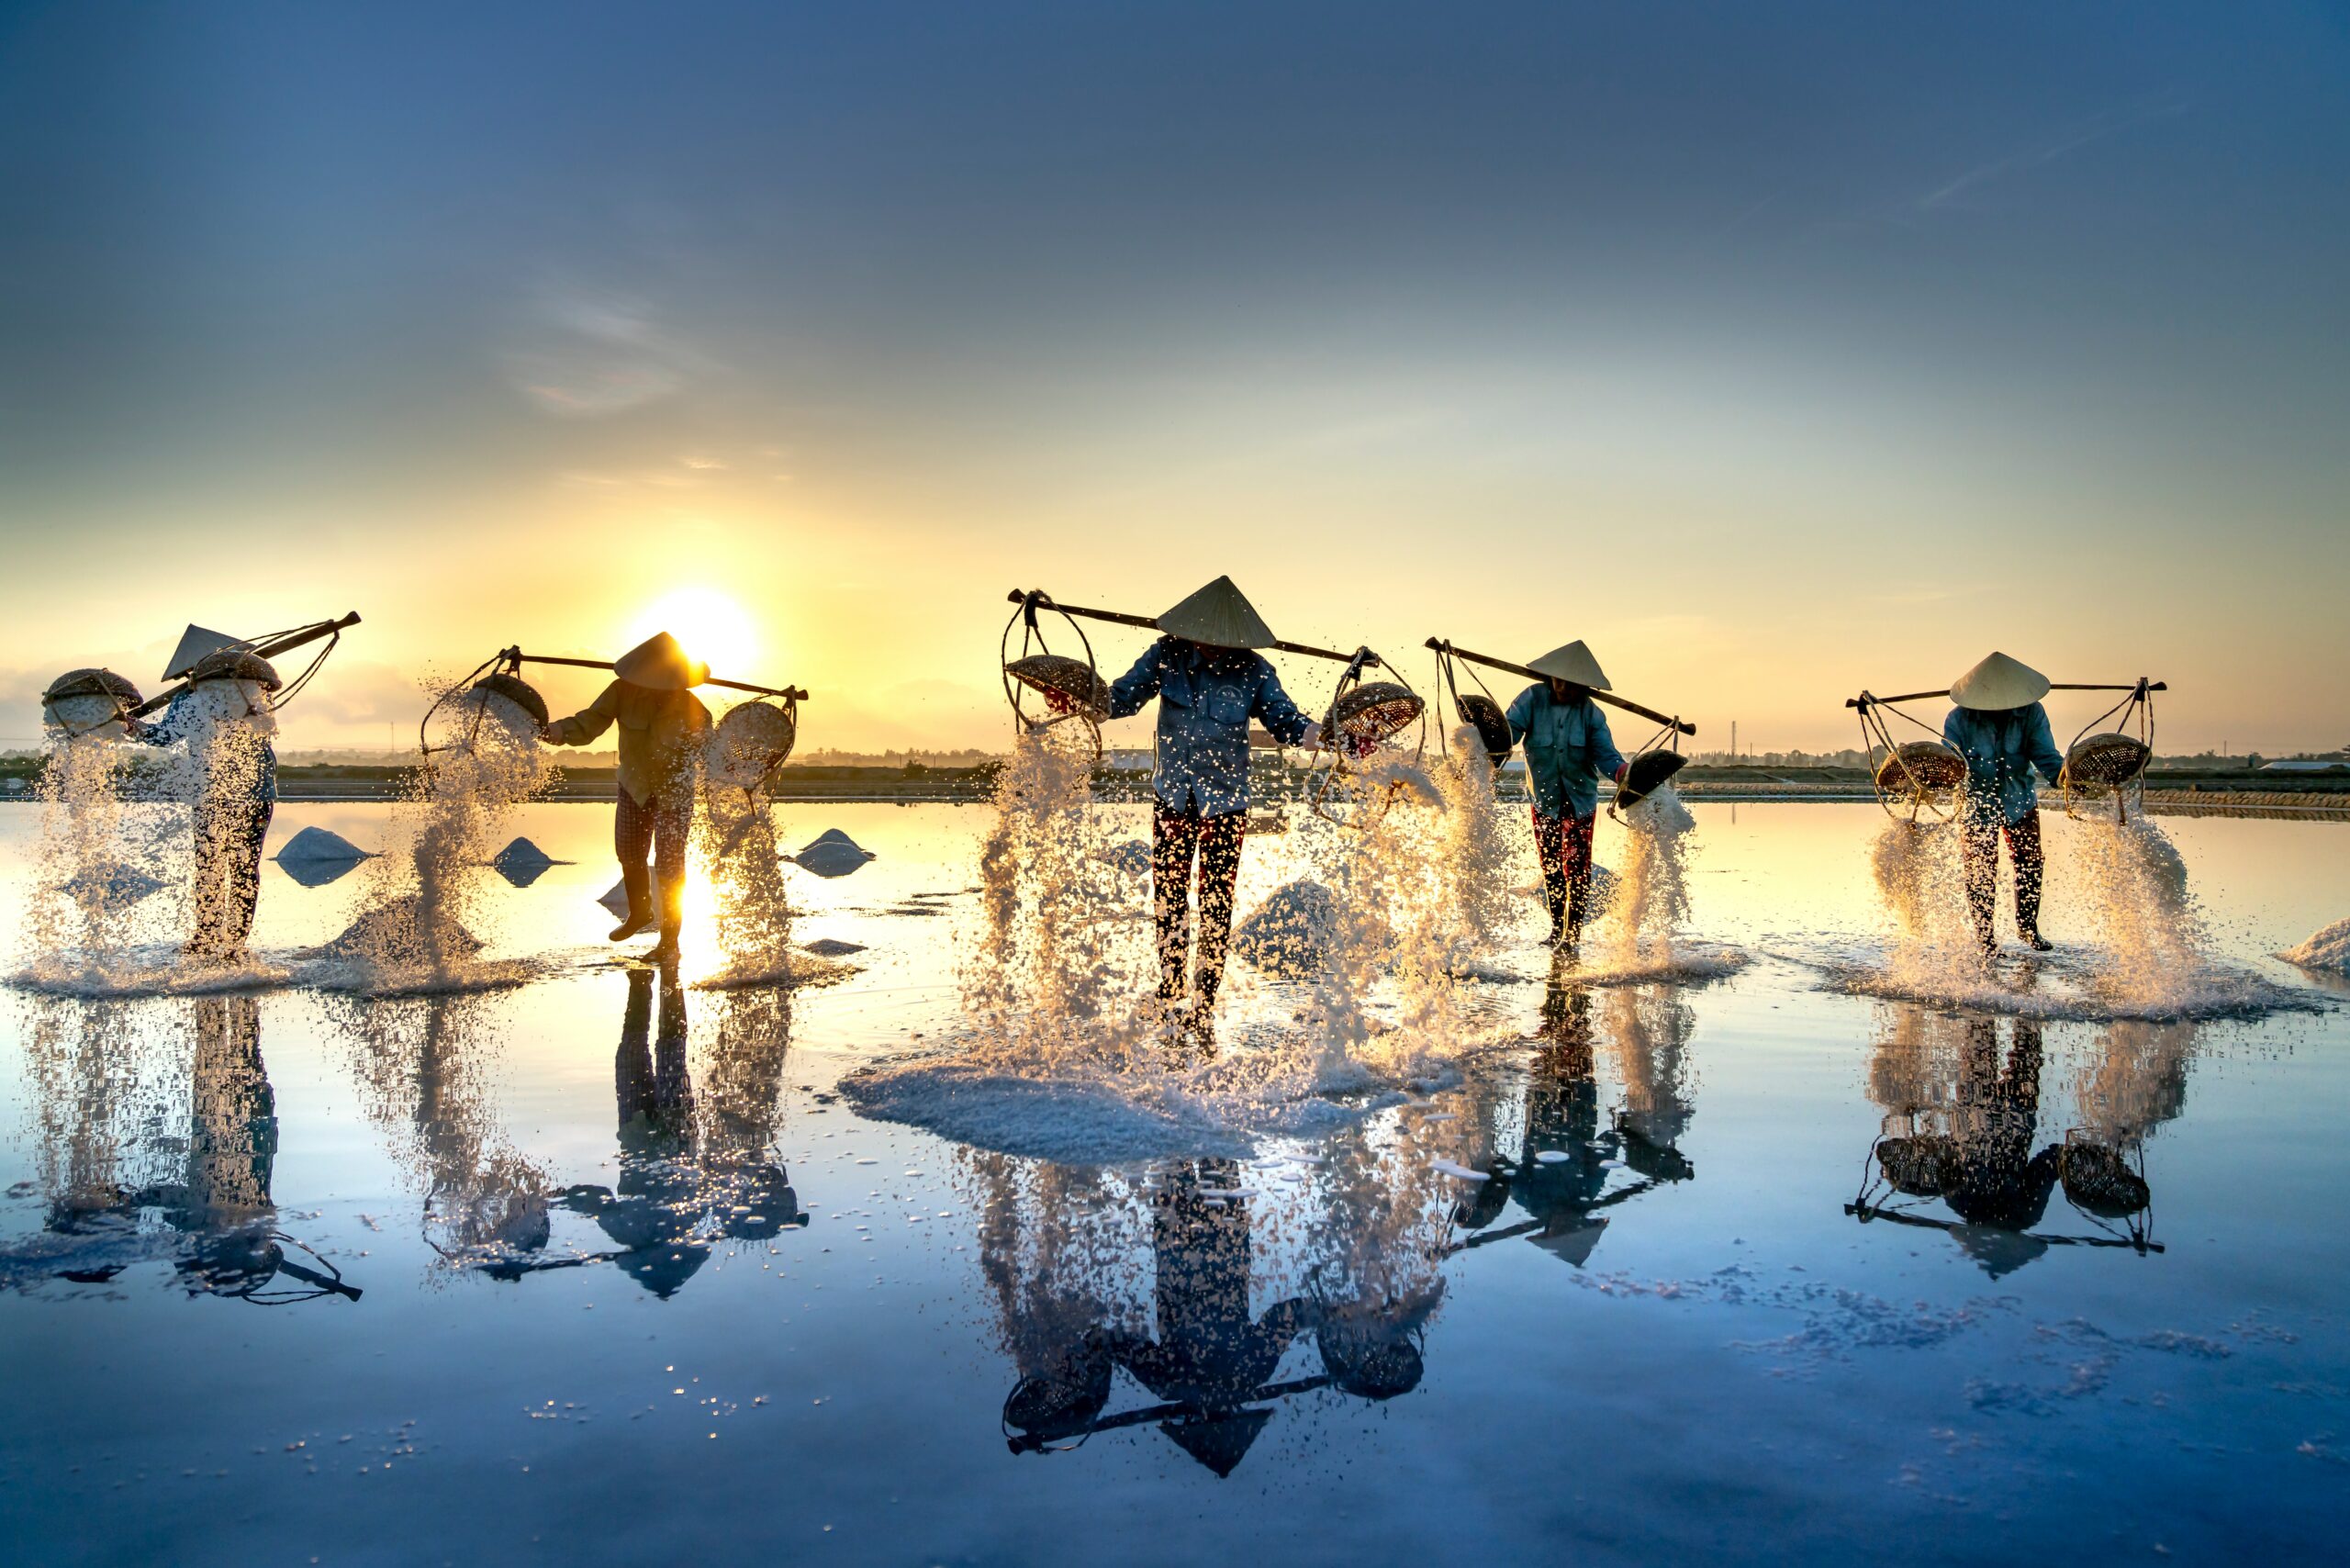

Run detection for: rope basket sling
[[1434, 646, 1513, 765], [1001, 593, 1105, 758], [418, 654, 551, 757], [1306, 655, 1427, 827], [1851, 689, 1966, 822], [2059, 681, 2157, 822]]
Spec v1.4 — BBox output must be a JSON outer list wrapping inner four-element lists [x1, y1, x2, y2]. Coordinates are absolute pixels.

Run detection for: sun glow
[[629, 587, 760, 681]]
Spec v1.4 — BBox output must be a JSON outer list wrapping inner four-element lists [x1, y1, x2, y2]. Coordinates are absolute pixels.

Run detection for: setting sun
[[629, 587, 759, 681]]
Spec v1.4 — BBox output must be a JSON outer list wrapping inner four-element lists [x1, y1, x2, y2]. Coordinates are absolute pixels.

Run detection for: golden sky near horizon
[[3, 6, 2345, 756]]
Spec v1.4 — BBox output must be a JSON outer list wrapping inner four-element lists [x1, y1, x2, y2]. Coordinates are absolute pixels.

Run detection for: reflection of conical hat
[[1158, 1410, 1271, 1476], [614, 631, 708, 690], [1157, 577, 1275, 649], [1950, 651, 2049, 711], [1528, 641, 1610, 689]]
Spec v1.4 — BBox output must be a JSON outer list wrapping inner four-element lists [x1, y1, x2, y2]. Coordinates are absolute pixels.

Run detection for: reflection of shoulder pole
[[1003, 1374, 1335, 1455], [1842, 1200, 2163, 1253]]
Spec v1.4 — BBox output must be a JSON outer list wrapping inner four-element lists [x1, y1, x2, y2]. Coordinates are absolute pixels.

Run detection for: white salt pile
[[490, 837, 554, 874], [790, 829, 876, 879], [2283, 917, 2350, 973], [1233, 880, 1341, 977], [488, 836, 559, 889], [275, 825, 372, 867]]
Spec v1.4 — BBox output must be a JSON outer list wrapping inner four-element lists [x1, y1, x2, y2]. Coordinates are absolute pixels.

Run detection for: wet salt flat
[[5, 798, 2350, 1564]]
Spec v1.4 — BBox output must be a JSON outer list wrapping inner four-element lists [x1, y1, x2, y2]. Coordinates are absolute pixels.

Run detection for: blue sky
[[3, 3, 2344, 752]]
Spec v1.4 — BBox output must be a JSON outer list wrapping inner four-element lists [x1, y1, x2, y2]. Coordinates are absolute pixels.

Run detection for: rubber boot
[[647, 870, 685, 961], [609, 864, 654, 941]]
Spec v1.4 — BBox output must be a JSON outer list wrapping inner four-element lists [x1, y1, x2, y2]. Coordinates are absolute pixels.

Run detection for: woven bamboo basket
[[40, 667, 142, 735], [1616, 750, 1687, 809], [1455, 692, 1513, 765], [1003, 654, 1111, 721], [710, 700, 799, 790], [1326, 681, 1424, 746], [468, 671, 549, 728], [2062, 732, 2152, 790], [2059, 1135, 2150, 1217], [1873, 740, 1965, 795]]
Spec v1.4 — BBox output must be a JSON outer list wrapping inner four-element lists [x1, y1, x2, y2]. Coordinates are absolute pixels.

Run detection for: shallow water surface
[[3, 801, 2347, 1564]]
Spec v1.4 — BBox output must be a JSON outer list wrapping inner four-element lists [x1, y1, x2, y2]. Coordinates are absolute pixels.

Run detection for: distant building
[[2262, 756, 2350, 772]]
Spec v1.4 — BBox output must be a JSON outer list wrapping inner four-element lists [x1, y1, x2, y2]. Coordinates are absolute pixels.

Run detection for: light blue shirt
[[1505, 684, 1627, 821], [1942, 703, 2065, 824], [1108, 637, 1313, 817]]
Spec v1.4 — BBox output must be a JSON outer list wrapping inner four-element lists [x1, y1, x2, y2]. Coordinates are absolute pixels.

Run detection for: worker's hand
[[539, 723, 564, 744], [1615, 762, 1629, 782], [1299, 722, 1324, 751]]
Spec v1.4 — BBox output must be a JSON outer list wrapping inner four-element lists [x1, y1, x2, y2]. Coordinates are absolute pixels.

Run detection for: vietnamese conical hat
[[614, 631, 708, 691], [1950, 652, 2050, 711], [1527, 641, 1611, 690], [1157, 576, 1275, 649], [163, 624, 246, 683]]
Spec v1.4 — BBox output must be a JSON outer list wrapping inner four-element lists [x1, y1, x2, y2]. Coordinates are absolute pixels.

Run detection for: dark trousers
[[192, 794, 273, 955], [1153, 802, 1247, 1002], [616, 786, 693, 926], [616, 967, 693, 1134], [1962, 806, 2044, 940], [1531, 808, 1597, 936]]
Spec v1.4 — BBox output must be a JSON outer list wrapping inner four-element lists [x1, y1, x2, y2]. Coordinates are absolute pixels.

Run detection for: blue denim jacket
[[1108, 637, 1313, 816], [1505, 683, 1627, 821], [1942, 702, 2064, 824], [132, 689, 278, 812]]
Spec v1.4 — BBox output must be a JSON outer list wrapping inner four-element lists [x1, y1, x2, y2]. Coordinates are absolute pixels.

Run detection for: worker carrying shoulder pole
[[127, 649, 283, 960], [1942, 652, 2067, 954], [539, 632, 712, 961], [1104, 577, 1322, 1028], [1505, 641, 1628, 954]]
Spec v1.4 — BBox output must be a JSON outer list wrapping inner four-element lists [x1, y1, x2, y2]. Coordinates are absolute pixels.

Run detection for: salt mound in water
[[57, 863, 167, 905], [1234, 880, 1342, 977], [490, 836, 560, 888], [314, 896, 485, 961], [275, 825, 372, 866], [2284, 917, 2350, 973], [791, 829, 875, 879]]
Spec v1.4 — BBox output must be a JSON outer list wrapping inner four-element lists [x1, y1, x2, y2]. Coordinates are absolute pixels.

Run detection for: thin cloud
[[504, 286, 706, 417], [1914, 102, 2189, 215]]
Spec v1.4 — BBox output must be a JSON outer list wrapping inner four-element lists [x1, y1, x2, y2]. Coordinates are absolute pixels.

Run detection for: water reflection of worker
[[31, 996, 354, 1302], [1943, 653, 2067, 953], [1870, 1014, 2059, 1276], [1454, 969, 1694, 1264], [1505, 643, 1628, 952], [1105, 578, 1320, 1024], [558, 967, 805, 1296], [541, 632, 713, 960], [127, 650, 281, 958], [1605, 985, 1698, 1184], [1105, 1159, 1314, 1475]]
